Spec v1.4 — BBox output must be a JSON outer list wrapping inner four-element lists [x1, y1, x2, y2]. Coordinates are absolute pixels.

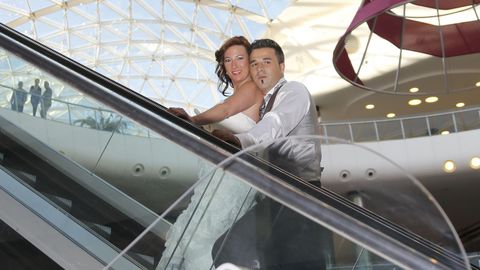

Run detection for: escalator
[[0, 23, 476, 270], [0, 114, 169, 269]]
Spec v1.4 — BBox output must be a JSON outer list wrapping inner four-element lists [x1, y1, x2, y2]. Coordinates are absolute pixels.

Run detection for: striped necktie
[[258, 94, 269, 119]]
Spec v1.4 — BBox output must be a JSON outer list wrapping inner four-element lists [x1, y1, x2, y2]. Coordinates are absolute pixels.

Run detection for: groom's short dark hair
[[248, 39, 285, 64]]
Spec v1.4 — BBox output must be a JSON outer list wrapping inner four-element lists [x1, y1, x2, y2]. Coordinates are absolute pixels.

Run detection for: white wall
[[321, 129, 479, 185], [0, 108, 200, 214]]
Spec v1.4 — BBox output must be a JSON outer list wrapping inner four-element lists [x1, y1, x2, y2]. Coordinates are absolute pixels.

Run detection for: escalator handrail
[[0, 23, 467, 270]]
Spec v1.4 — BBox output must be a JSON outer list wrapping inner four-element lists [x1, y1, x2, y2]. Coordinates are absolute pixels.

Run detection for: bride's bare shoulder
[[237, 80, 258, 92], [237, 80, 262, 100]]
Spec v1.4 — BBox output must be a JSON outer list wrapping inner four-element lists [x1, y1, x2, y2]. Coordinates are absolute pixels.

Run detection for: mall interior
[[0, 1, 479, 269]]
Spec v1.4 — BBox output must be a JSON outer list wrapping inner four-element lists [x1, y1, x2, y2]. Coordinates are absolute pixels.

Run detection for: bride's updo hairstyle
[[215, 36, 250, 96]]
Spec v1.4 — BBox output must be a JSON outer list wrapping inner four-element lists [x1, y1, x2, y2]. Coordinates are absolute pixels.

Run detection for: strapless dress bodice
[[194, 108, 256, 134], [213, 112, 256, 133]]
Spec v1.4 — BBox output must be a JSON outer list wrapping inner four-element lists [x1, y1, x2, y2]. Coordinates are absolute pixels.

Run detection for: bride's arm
[[192, 81, 259, 125]]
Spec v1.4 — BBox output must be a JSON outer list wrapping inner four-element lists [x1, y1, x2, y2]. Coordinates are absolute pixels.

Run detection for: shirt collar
[[265, 77, 287, 96]]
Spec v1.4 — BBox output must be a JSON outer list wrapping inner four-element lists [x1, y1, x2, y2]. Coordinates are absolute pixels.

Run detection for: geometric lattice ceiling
[[3, 1, 479, 122], [0, 0, 290, 112]]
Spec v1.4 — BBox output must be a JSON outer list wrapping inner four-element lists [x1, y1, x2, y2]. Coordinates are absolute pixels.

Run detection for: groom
[[212, 38, 321, 183], [212, 39, 327, 270]]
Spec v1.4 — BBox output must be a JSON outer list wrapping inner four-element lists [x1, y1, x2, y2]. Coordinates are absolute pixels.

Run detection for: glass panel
[[0, 41, 192, 268], [48, 98, 72, 125], [91, 114, 200, 216], [402, 117, 429, 138], [351, 122, 377, 142], [69, 105, 102, 130], [455, 110, 480, 132], [325, 124, 351, 142], [115, 136, 470, 270], [428, 113, 455, 135], [0, 46, 198, 216], [377, 119, 403, 140]]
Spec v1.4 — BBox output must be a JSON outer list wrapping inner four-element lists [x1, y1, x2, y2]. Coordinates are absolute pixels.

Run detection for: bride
[[158, 36, 263, 270]]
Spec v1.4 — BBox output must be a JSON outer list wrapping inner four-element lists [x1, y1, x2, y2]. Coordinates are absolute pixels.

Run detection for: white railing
[[3, 84, 480, 143], [320, 108, 480, 143], [0, 84, 158, 138]]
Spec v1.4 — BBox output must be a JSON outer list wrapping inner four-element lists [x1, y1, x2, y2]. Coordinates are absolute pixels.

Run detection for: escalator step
[[43, 193, 73, 212], [6, 168, 37, 186], [82, 221, 112, 240], [129, 252, 155, 270]]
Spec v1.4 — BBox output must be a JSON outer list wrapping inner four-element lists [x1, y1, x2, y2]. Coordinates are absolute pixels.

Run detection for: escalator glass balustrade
[[0, 29, 188, 269], [110, 136, 470, 270]]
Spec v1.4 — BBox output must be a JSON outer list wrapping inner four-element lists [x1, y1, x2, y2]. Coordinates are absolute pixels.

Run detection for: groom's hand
[[212, 129, 241, 148], [167, 107, 193, 122]]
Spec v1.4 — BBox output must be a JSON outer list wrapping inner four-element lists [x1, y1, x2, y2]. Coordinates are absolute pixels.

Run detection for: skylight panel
[[99, 1, 124, 21], [34, 19, 60, 38], [0, 7, 23, 21], [131, 1, 157, 20], [26, 0, 52, 12]]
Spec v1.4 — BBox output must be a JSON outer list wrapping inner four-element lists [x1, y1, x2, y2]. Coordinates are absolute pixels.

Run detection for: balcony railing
[[321, 108, 480, 143], [0, 84, 158, 138], [3, 83, 480, 144]]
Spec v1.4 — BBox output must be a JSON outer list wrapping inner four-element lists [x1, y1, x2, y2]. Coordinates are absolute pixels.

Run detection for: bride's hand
[[212, 129, 241, 148]]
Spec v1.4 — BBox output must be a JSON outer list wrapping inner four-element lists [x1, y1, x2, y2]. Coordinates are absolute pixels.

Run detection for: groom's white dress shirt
[[235, 78, 322, 182]]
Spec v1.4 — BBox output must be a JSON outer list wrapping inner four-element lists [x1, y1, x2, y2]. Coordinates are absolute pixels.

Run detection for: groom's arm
[[235, 82, 310, 148]]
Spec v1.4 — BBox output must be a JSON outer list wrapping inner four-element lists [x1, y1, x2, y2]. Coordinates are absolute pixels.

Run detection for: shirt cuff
[[235, 133, 256, 148]]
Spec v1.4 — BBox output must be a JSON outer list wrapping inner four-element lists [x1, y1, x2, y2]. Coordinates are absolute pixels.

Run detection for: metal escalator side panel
[[0, 167, 141, 270]]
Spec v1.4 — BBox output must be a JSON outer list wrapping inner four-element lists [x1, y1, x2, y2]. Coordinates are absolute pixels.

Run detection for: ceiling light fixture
[[409, 87, 419, 93], [470, 157, 480, 170], [345, 34, 360, 53], [365, 104, 375, 109], [333, 2, 480, 95], [386, 113, 396, 118], [443, 160, 456, 173], [456, 102, 465, 108], [425, 96, 438, 103], [476, 81, 480, 87], [408, 99, 421, 106]]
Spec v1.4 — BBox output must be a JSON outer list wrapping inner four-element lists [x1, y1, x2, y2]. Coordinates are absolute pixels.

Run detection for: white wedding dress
[[157, 113, 257, 270]]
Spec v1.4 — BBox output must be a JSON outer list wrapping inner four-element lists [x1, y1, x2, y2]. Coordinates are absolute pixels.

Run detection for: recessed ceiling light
[[365, 104, 375, 109], [409, 87, 419, 93], [456, 102, 465, 108], [441, 130, 450, 135], [386, 113, 396, 118], [408, 99, 422, 106], [470, 157, 480, 170], [443, 160, 456, 173], [475, 81, 480, 87], [425, 96, 438, 103]]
